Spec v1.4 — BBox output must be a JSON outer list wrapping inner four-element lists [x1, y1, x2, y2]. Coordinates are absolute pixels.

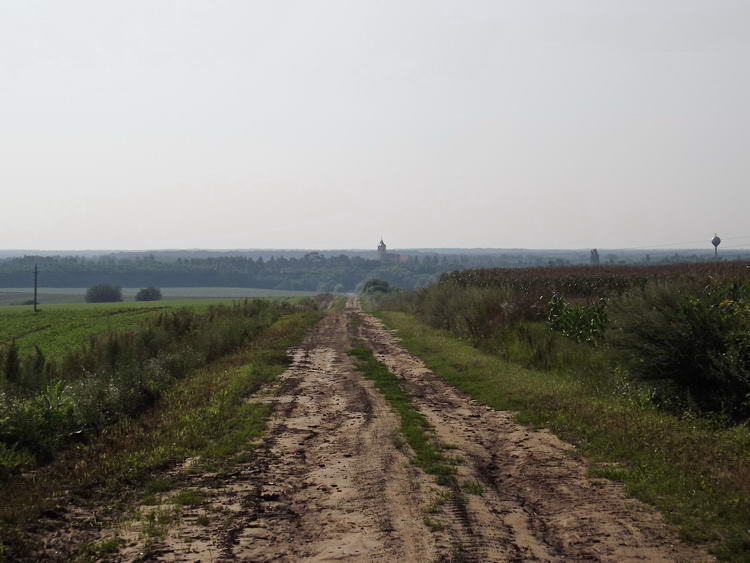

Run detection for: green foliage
[[172, 488, 205, 507], [545, 295, 608, 344], [0, 300, 287, 363], [0, 443, 34, 480], [135, 286, 162, 301], [440, 261, 750, 297], [384, 263, 750, 422], [3, 254, 750, 295], [2, 340, 20, 385], [141, 507, 179, 541], [0, 299, 320, 477], [78, 536, 124, 559], [0, 252, 466, 293], [416, 282, 539, 340], [612, 281, 750, 420], [461, 480, 484, 495], [0, 310, 320, 560], [361, 278, 394, 294], [489, 321, 608, 374], [85, 284, 123, 303]]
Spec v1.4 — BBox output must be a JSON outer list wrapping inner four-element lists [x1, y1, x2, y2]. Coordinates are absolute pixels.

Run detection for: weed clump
[[611, 281, 750, 421]]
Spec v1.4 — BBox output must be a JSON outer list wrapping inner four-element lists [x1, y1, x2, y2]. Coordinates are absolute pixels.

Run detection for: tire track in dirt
[[358, 308, 712, 562], [107, 299, 444, 561]]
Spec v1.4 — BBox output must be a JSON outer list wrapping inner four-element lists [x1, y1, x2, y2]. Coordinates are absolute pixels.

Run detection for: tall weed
[[611, 281, 750, 420]]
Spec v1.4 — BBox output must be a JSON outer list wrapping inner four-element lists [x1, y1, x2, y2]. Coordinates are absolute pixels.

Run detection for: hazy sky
[[1, 1, 749, 250]]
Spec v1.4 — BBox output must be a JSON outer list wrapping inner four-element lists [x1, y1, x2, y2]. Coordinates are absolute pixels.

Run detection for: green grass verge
[[378, 311, 750, 562], [0, 310, 321, 560], [348, 347, 456, 485]]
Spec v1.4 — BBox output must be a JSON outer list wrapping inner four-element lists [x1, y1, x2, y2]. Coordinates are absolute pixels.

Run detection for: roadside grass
[[0, 310, 321, 560], [329, 295, 349, 312], [75, 535, 124, 562], [426, 490, 451, 514], [172, 488, 205, 507], [379, 311, 750, 561], [140, 507, 180, 543], [423, 516, 444, 531], [461, 480, 484, 496], [348, 347, 456, 486]]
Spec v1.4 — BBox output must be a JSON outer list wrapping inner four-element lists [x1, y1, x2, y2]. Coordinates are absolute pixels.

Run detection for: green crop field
[[0, 286, 319, 306], [0, 298, 285, 360]]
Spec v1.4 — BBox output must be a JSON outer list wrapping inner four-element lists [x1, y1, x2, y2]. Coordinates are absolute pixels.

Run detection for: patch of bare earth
[[358, 309, 712, 562], [104, 299, 442, 562]]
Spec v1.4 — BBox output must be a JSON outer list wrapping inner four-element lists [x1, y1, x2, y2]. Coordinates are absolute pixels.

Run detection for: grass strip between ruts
[[377, 311, 750, 562], [348, 347, 456, 485]]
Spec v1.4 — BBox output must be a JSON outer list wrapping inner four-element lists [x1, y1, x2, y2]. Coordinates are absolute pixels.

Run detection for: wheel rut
[[358, 308, 712, 562], [104, 299, 439, 562]]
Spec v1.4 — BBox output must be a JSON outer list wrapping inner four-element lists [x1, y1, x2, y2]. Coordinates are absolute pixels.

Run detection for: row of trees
[[85, 284, 162, 303], [0, 255, 462, 291], [5, 250, 750, 293]]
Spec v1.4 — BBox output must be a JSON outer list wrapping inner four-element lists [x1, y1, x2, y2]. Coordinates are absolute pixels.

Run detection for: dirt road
[[66, 298, 709, 561]]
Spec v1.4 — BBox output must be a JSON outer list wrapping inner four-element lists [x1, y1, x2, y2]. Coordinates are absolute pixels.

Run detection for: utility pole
[[33, 263, 39, 312]]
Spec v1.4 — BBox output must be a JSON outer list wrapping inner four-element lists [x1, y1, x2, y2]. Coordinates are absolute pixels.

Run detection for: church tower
[[377, 239, 387, 261]]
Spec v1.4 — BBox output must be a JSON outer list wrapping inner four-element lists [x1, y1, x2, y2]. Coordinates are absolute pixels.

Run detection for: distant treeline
[[0, 254, 455, 291], [1, 251, 748, 291]]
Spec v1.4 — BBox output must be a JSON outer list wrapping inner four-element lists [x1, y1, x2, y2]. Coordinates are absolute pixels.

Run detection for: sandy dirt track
[[32, 297, 711, 561], [359, 310, 710, 562]]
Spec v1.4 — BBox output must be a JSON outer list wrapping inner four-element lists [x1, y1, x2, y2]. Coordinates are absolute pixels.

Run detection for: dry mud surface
[[33, 298, 711, 561]]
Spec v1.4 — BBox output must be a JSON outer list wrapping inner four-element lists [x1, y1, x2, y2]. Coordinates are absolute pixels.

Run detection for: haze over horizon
[[2, 1, 748, 250]]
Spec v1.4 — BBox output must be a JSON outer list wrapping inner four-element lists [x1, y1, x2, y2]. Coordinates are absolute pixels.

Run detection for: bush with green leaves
[[361, 278, 394, 294], [85, 283, 123, 303], [611, 281, 750, 420], [381, 264, 750, 424], [545, 295, 608, 344], [135, 286, 162, 301]]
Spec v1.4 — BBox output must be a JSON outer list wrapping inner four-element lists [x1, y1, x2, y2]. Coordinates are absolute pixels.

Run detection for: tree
[[361, 278, 394, 294], [136, 286, 162, 301], [85, 283, 123, 303]]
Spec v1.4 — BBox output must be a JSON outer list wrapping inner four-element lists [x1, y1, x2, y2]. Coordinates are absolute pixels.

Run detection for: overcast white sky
[[1, 1, 748, 250]]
